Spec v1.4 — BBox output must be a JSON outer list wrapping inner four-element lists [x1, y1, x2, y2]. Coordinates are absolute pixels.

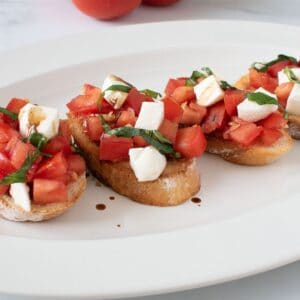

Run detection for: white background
[[1, 0, 300, 299]]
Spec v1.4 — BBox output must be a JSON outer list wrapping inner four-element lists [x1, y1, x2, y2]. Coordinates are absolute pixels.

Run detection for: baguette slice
[[235, 74, 300, 139], [206, 130, 293, 166], [0, 173, 86, 222], [68, 115, 200, 206]]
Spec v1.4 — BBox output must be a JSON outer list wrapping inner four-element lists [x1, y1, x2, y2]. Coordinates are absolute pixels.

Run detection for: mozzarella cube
[[286, 83, 300, 116], [102, 74, 130, 109], [135, 101, 164, 130], [237, 87, 278, 122], [19, 103, 59, 140], [10, 183, 31, 212], [129, 146, 167, 182], [278, 68, 300, 85], [194, 75, 224, 107]]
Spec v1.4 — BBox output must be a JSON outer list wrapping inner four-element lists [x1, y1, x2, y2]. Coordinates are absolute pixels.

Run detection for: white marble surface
[[1, 0, 300, 299]]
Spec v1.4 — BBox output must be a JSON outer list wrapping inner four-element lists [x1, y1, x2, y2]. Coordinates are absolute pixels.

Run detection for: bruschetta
[[0, 98, 87, 222], [162, 67, 293, 165], [235, 54, 300, 139], [67, 76, 206, 206]]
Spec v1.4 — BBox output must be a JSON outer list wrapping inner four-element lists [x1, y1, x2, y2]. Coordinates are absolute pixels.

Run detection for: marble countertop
[[1, 0, 300, 299]]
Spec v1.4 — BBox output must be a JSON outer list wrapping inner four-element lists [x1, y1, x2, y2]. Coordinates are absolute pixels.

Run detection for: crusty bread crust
[[235, 73, 300, 139], [0, 173, 86, 222], [206, 130, 293, 165], [68, 115, 200, 206]]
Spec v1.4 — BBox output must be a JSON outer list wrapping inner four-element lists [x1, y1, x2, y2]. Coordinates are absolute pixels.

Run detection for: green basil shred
[[103, 84, 131, 94], [283, 67, 300, 84], [140, 89, 162, 99], [185, 67, 214, 86], [220, 80, 237, 91], [0, 107, 18, 121], [252, 54, 297, 72]]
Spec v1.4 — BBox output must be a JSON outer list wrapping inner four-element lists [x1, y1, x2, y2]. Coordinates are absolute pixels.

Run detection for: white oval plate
[[0, 20, 300, 299]]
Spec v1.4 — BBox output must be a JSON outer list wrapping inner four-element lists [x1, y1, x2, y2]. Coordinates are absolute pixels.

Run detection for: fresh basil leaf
[[247, 92, 278, 105], [201, 67, 213, 76], [251, 62, 268, 72], [185, 78, 196, 87], [0, 149, 40, 185], [0, 107, 18, 121], [99, 115, 111, 133], [283, 67, 300, 83], [104, 85, 131, 94], [190, 70, 205, 81], [220, 80, 237, 91], [28, 132, 48, 149], [140, 89, 162, 99], [252, 54, 298, 72], [278, 54, 298, 65]]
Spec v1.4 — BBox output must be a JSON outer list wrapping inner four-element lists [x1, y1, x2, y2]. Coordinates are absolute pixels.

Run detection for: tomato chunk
[[133, 136, 148, 147], [33, 179, 68, 204], [275, 82, 294, 108], [67, 154, 86, 175], [99, 136, 133, 161], [6, 98, 28, 113], [267, 60, 296, 78], [59, 120, 72, 142], [0, 152, 16, 179], [158, 119, 178, 144], [116, 110, 136, 127], [258, 112, 287, 129], [43, 136, 72, 155], [0, 123, 19, 143], [165, 78, 186, 96], [249, 68, 278, 93], [174, 125, 207, 158], [86, 116, 103, 141], [224, 89, 245, 116], [123, 88, 144, 115], [202, 102, 228, 134], [228, 123, 263, 147], [260, 128, 282, 146], [163, 97, 183, 123], [171, 86, 195, 104]]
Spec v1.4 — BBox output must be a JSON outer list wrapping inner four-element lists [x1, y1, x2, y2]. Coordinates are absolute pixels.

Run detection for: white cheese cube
[[102, 74, 130, 109], [286, 83, 300, 116], [194, 75, 224, 107], [278, 68, 300, 85], [237, 87, 278, 122], [129, 146, 167, 182], [135, 101, 164, 130], [10, 183, 31, 212], [19, 103, 59, 140]]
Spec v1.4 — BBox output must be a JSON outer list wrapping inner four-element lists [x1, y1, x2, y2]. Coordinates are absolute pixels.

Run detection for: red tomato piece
[[171, 86, 195, 104], [8, 139, 35, 169], [6, 98, 28, 113], [34, 152, 68, 182], [99, 99, 115, 114], [99, 136, 133, 161], [67, 154, 86, 175], [228, 123, 263, 147], [133, 136, 148, 147], [258, 112, 287, 129], [0, 185, 9, 197], [33, 179, 68, 204], [163, 97, 183, 123], [158, 119, 178, 144], [189, 102, 207, 117], [174, 125, 207, 158], [202, 102, 228, 134], [123, 88, 144, 115], [59, 120, 72, 142], [260, 128, 282, 146], [43, 136, 72, 155], [116, 110, 136, 127], [0, 152, 16, 179], [180, 106, 204, 125], [165, 78, 186, 96], [224, 89, 245, 116], [249, 68, 278, 93], [86, 116, 104, 141], [0, 123, 19, 143], [275, 82, 294, 108], [267, 60, 296, 78]]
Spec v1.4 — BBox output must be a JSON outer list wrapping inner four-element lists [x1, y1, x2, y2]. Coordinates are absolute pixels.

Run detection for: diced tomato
[[228, 122, 263, 147], [275, 82, 294, 108], [99, 136, 133, 161], [171, 86, 195, 104], [8, 139, 35, 169], [165, 78, 186, 96], [260, 128, 282, 146], [86, 116, 103, 141], [267, 60, 296, 78], [180, 106, 204, 125], [6, 98, 28, 113], [59, 120, 72, 142], [163, 97, 183, 123], [67, 154, 86, 175], [258, 111, 287, 129], [34, 152, 68, 182], [174, 125, 207, 158], [133, 136, 148, 147], [158, 119, 178, 143], [224, 89, 245, 116], [33, 179, 68, 204], [43, 136, 72, 155], [99, 99, 115, 114], [123, 88, 144, 115], [0, 185, 9, 197], [0, 152, 16, 179], [202, 102, 228, 134], [0, 123, 19, 143], [26, 156, 43, 183], [249, 68, 278, 93], [116, 110, 136, 127], [189, 102, 207, 116]]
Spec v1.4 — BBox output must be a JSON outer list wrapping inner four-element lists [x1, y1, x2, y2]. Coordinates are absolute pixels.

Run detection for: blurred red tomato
[[72, 0, 141, 20], [143, 0, 180, 5]]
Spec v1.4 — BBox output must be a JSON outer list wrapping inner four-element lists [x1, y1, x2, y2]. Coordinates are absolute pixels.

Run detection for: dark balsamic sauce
[[96, 203, 106, 210], [191, 197, 201, 204]]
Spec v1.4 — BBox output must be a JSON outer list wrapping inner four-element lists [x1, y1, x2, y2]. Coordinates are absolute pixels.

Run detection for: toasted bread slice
[[235, 74, 300, 139], [206, 130, 293, 165], [68, 115, 200, 206], [0, 173, 86, 222]]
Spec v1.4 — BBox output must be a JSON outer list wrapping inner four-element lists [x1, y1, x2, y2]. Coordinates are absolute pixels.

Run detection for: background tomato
[[72, 0, 141, 20], [143, 0, 180, 6]]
